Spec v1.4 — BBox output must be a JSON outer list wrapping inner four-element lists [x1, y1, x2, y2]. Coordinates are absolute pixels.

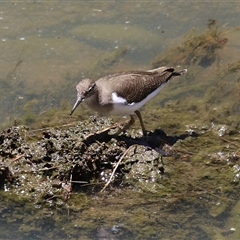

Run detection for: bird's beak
[[70, 97, 83, 115]]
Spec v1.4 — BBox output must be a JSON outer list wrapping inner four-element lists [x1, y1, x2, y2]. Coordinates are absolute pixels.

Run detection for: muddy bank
[[0, 117, 191, 201], [1, 114, 240, 239]]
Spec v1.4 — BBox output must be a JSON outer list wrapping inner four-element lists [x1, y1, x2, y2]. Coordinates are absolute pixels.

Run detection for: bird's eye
[[88, 86, 93, 92], [87, 83, 96, 93]]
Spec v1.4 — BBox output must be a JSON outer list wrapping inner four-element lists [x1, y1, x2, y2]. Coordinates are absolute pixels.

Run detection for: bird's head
[[70, 78, 96, 115]]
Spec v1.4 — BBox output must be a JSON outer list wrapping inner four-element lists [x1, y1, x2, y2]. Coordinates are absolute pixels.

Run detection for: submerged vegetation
[[152, 19, 228, 68], [1, 17, 240, 239]]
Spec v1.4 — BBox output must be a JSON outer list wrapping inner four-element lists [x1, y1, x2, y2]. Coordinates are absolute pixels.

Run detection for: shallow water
[[1, 1, 240, 239]]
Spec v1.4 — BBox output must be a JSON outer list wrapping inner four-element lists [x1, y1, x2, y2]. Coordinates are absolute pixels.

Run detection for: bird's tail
[[173, 68, 187, 76], [149, 67, 187, 76]]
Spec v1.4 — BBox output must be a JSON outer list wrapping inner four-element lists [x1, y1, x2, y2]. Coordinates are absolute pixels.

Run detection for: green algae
[[224, 198, 240, 240], [200, 225, 226, 240], [0, 43, 128, 131], [85, 46, 129, 79], [152, 19, 228, 68], [71, 23, 160, 48]]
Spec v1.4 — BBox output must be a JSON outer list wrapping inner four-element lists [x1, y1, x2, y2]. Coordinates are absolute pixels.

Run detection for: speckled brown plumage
[[96, 67, 185, 104]]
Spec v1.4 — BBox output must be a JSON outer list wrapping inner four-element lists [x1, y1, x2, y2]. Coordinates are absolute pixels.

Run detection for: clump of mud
[[0, 118, 190, 204]]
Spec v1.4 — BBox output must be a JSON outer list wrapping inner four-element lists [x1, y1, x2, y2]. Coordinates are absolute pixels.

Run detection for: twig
[[84, 123, 119, 140], [45, 195, 61, 202], [63, 169, 73, 202], [100, 145, 136, 193], [220, 136, 240, 148], [70, 180, 88, 184], [81, 182, 105, 187], [8, 154, 25, 166], [38, 166, 57, 171]]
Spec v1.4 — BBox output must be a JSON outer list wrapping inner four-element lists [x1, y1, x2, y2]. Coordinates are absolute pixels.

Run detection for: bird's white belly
[[109, 83, 166, 115]]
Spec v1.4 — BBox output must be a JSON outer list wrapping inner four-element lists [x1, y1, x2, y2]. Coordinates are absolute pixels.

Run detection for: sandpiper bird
[[70, 67, 187, 135]]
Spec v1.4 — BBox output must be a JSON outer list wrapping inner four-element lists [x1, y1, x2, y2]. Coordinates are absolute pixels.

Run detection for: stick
[[100, 145, 135, 193], [8, 154, 25, 166], [84, 123, 119, 140]]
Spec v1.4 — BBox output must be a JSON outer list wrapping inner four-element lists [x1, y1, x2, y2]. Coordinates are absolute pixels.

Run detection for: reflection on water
[[1, 1, 240, 239]]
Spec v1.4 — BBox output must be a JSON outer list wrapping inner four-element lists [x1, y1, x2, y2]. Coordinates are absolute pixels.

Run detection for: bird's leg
[[126, 115, 135, 130], [115, 115, 135, 135], [116, 112, 147, 136], [135, 110, 147, 136], [119, 115, 135, 133]]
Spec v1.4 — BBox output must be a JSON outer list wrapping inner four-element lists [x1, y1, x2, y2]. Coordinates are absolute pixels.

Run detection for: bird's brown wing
[[99, 68, 176, 104]]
